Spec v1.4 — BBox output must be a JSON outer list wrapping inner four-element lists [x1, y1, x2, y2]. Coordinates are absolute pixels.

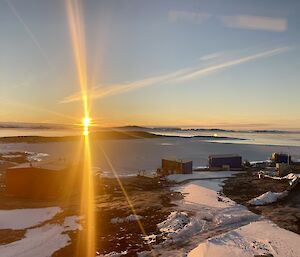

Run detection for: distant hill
[[0, 130, 160, 143], [114, 126, 182, 131], [0, 122, 71, 130], [113, 125, 150, 130]]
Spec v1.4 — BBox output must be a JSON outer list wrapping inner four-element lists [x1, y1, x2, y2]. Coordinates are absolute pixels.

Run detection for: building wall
[[162, 159, 193, 174], [6, 168, 66, 199], [272, 153, 291, 164], [209, 156, 242, 169], [181, 162, 193, 174]]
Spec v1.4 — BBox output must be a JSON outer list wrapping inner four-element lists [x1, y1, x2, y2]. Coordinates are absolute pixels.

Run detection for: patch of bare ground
[[0, 229, 26, 245]]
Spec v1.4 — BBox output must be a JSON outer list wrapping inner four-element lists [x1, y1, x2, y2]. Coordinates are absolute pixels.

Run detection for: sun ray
[[65, 0, 95, 256], [78, 134, 95, 256], [65, 0, 89, 117]]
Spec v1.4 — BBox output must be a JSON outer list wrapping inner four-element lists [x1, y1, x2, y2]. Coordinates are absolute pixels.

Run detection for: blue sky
[[1, 0, 300, 129]]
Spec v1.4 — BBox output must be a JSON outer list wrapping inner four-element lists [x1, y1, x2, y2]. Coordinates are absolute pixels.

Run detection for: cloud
[[177, 47, 289, 81], [168, 10, 211, 24], [168, 11, 287, 32], [61, 47, 290, 104], [200, 52, 224, 61], [61, 68, 190, 103], [221, 15, 287, 32]]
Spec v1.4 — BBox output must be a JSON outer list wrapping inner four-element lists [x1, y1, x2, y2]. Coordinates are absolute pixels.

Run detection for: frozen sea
[[1, 127, 300, 175]]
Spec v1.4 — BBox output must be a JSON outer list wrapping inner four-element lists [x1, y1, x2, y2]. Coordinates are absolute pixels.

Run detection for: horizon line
[[0, 121, 300, 132]]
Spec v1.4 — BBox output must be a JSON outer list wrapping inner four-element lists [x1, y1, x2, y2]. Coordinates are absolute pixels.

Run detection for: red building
[[161, 159, 193, 175], [5, 160, 78, 199]]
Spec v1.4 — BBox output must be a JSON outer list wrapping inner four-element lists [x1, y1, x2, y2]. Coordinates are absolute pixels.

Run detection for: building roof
[[209, 154, 241, 159], [162, 158, 192, 163], [7, 159, 71, 172]]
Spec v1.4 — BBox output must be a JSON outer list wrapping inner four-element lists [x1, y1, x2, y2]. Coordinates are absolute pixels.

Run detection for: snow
[[0, 207, 62, 229], [167, 171, 236, 183], [142, 234, 157, 244], [157, 211, 206, 243], [158, 211, 189, 235], [2, 154, 23, 158], [284, 173, 300, 180], [284, 173, 300, 186], [141, 169, 300, 256], [0, 215, 81, 257], [98, 251, 128, 257], [260, 172, 300, 187], [155, 175, 300, 257], [142, 177, 258, 256], [63, 215, 82, 230], [177, 180, 235, 208], [26, 152, 49, 162], [249, 160, 271, 165], [188, 220, 300, 257], [110, 214, 143, 224], [248, 191, 288, 206]]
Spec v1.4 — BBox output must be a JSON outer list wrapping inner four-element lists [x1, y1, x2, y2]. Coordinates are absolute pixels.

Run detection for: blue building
[[209, 154, 242, 170], [271, 153, 291, 164]]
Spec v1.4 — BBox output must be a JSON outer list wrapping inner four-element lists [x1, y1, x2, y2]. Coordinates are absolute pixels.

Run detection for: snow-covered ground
[[0, 207, 62, 229], [189, 220, 300, 257], [0, 216, 81, 257], [0, 207, 81, 257], [167, 171, 237, 183], [140, 171, 300, 256]]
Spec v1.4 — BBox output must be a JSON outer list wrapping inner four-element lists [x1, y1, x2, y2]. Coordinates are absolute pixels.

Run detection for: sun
[[83, 116, 91, 127], [82, 116, 91, 136]]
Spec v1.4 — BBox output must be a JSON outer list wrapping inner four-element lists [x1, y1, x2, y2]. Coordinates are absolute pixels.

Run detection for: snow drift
[[248, 191, 288, 206]]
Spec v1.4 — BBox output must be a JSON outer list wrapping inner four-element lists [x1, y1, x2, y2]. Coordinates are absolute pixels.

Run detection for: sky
[[1, 0, 300, 129]]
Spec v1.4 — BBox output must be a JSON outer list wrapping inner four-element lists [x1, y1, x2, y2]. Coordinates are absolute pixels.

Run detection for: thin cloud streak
[[61, 68, 192, 103], [178, 47, 289, 81], [168, 10, 287, 33], [5, 0, 52, 68], [221, 15, 287, 32], [61, 47, 290, 104], [200, 52, 223, 61]]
